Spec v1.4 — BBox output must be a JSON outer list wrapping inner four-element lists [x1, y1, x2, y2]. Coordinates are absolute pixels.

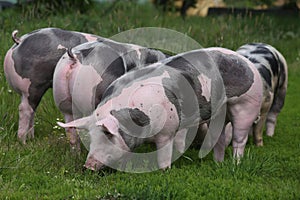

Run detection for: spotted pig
[[235, 43, 288, 146], [58, 47, 263, 170]]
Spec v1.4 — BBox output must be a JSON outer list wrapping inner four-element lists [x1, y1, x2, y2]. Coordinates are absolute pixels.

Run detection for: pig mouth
[[84, 157, 105, 171]]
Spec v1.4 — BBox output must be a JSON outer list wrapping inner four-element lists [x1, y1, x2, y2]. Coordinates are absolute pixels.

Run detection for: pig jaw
[[84, 155, 105, 171]]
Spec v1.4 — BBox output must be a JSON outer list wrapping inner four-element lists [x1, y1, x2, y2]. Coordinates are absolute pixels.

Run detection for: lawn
[[0, 1, 299, 199]]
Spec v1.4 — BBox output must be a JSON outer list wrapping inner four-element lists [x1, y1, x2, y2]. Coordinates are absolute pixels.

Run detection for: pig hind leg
[[213, 126, 227, 162], [266, 87, 287, 136], [19, 84, 51, 143], [18, 95, 35, 144], [266, 51, 288, 137], [252, 93, 274, 146], [228, 101, 261, 159]]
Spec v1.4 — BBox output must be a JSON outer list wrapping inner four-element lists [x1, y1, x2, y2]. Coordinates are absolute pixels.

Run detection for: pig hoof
[[266, 131, 274, 137], [17, 135, 27, 145], [255, 141, 263, 147], [160, 166, 171, 172]]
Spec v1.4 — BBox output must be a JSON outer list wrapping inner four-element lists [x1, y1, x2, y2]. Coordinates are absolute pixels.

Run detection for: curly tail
[[12, 30, 21, 44]]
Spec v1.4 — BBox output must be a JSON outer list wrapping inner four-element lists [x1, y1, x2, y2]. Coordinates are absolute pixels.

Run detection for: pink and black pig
[[236, 43, 288, 146], [58, 47, 263, 170], [53, 40, 167, 149], [3, 28, 102, 144]]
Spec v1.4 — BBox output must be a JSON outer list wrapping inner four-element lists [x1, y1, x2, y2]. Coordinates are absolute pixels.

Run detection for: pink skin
[[82, 33, 99, 42], [197, 73, 211, 101], [207, 48, 263, 161], [4, 49, 34, 144]]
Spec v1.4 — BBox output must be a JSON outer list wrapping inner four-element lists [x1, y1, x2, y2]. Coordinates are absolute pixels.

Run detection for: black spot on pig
[[94, 55, 125, 106], [145, 52, 160, 64], [210, 51, 254, 98], [110, 108, 150, 127], [258, 65, 272, 87]]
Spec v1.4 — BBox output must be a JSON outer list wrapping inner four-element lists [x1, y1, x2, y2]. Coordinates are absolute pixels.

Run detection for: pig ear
[[95, 117, 119, 136], [57, 116, 91, 129]]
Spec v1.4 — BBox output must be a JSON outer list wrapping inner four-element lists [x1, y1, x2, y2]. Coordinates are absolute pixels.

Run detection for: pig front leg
[[155, 135, 174, 170], [213, 126, 226, 162], [174, 128, 188, 153]]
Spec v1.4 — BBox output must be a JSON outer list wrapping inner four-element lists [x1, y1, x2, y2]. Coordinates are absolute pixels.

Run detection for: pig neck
[[118, 128, 146, 150]]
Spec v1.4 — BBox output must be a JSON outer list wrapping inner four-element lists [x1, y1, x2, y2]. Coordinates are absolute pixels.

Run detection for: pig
[[225, 43, 288, 147], [3, 27, 103, 144], [58, 47, 263, 170], [53, 40, 167, 150]]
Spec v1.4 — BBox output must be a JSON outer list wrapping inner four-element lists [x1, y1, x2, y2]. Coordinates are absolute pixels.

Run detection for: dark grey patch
[[94, 55, 125, 106], [102, 85, 115, 99], [162, 67, 211, 122], [110, 108, 150, 127], [258, 65, 272, 87], [126, 62, 137, 71], [101, 67, 160, 103], [145, 52, 159, 64], [51, 28, 88, 45], [277, 56, 286, 88], [248, 57, 260, 64], [13, 33, 53, 76], [210, 51, 254, 98], [118, 128, 144, 150], [251, 46, 279, 76], [79, 47, 95, 60], [102, 40, 129, 54], [163, 86, 181, 121]]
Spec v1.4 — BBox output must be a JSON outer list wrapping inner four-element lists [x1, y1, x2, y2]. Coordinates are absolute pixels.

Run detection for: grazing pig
[[223, 43, 288, 147], [53, 40, 167, 149], [58, 47, 263, 171], [3, 28, 102, 144]]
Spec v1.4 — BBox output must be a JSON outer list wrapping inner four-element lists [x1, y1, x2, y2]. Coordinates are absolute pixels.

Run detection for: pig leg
[[229, 103, 259, 159], [266, 91, 286, 137], [266, 68, 287, 137], [266, 112, 278, 137], [18, 95, 34, 144], [20, 84, 51, 143], [156, 135, 174, 170], [174, 128, 188, 153], [213, 126, 226, 162], [224, 122, 232, 147], [64, 114, 81, 152], [252, 113, 267, 146]]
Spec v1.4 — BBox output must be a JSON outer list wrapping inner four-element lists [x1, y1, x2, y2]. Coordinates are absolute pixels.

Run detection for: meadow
[[0, 1, 300, 199]]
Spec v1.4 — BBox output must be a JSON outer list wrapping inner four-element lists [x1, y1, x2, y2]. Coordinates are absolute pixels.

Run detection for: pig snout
[[84, 155, 105, 171]]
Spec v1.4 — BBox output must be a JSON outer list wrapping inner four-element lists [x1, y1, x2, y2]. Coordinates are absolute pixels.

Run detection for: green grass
[[0, 1, 300, 199]]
